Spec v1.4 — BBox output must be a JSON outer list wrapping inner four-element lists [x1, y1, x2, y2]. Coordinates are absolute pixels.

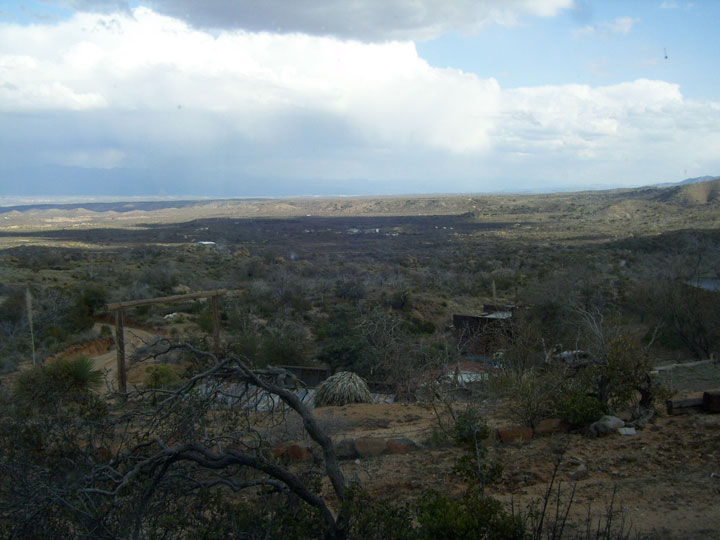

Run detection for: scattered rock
[[285, 444, 312, 462], [355, 437, 387, 458], [568, 463, 589, 481], [617, 427, 637, 436], [272, 443, 312, 462], [534, 418, 570, 437], [335, 439, 358, 460], [627, 407, 655, 429], [508, 469, 543, 487], [272, 443, 289, 459], [498, 428, 533, 443], [588, 416, 624, 438], [386, 438, 420, 455], [361, 418, 392, 429]]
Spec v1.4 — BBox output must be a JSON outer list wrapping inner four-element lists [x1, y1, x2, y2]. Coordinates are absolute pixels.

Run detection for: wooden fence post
[[106, 290, 227, 392]]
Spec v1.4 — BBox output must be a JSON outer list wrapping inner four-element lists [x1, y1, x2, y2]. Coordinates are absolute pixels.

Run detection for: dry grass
[[314, 371, 372, 407]]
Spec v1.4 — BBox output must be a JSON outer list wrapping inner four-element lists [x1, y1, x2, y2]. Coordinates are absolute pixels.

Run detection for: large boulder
[[588, 415, 624, 438], [498, 428, 533, 443], [385, 438, 420, 455], [354, 437, 387, 458], [534, 418, 570, 437], [335, 439, 358, 459]]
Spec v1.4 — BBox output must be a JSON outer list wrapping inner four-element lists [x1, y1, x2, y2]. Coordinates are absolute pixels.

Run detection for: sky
[[1, 0, 719, 198]]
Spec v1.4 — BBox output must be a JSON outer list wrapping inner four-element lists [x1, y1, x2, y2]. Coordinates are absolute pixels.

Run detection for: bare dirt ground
[[306, 397, 720, 539]]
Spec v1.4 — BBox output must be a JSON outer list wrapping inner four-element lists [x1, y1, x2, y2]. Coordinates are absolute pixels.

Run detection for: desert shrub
[[422, 426, 454, 449], [343, 486, 415, 540], [505, 370, 561, 429], [414, 489, 524, 540], [315, 305, 371, 374], [44, 324, 68, 342], [194, 305, 215, 333], [144, 364, 181, 389], [553, 390, 603, 427], [334, 279, 366, 302], [80, 286, 107, 314], [11, 356, 105, 420], [344, 486, 524, 540], [408, 316, 435, 334], [141, 267, 179, 295], [0, 288, 25, 324], [452, 409, 502, 490], [258, 324, 312, 367], [0, 357, 19, 375], [389, 288, 412, 310], [454, 408, 490, 446], [587, 335, 657, 412]]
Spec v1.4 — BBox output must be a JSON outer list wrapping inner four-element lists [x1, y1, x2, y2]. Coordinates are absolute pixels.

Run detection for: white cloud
[[0, 53, 106, 110], [44, 0, 574, 41], [573, 16, 638, 37], [498, 79, 686, 159], [1, 7, 719, 191], [0, 8, 501, 153]]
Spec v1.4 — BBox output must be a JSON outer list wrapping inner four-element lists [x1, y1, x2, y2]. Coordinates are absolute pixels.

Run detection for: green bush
[[415, 489, 524, 540], [334, 279, 366, 302], [144, 364, 181, 389], [13, 356, 104, 410], [451, 409, 502, 489], [343, 486, 524, 540], [389, 289, 412, 310], [343, 486, 414, 540], [454, 408, 490, 446], [553, 390, 603, 427]]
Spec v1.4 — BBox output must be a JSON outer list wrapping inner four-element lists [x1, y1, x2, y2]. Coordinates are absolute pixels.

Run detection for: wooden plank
[[666, 397, 704, 415], [703, 391, 720, 413], [106, 289, 226, 311]]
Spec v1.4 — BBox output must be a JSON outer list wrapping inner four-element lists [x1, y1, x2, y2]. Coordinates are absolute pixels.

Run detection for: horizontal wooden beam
[[106, 289, 227, 311], [666, 397, 704, 415]]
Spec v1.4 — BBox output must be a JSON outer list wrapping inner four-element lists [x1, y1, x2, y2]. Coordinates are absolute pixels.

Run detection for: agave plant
[[314, 371, 372, 407]]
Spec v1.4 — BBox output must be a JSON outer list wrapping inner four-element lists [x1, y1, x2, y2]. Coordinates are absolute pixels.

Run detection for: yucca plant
[[314, 371, 372, 407], [46, 356, 104, 394]]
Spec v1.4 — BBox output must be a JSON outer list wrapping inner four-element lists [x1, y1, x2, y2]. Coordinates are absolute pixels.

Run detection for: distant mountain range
[[653, 175, 720, 187]]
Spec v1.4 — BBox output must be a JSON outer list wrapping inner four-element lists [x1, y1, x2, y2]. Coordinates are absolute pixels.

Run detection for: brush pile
[[314, 371, 372, 407]]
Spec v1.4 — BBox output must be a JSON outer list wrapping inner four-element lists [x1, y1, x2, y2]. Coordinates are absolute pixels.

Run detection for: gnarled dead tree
[[0, 341, 350, 539]]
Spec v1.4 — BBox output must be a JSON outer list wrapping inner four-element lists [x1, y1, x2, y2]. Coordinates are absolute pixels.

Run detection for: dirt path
[[89, 324, 161, 393]]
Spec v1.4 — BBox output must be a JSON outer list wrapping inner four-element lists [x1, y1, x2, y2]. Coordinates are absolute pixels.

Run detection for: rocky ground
[[304, 396, 720, 539]]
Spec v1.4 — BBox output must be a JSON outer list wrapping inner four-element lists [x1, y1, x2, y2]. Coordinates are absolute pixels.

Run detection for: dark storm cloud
[[43, 0, 573, 41]]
